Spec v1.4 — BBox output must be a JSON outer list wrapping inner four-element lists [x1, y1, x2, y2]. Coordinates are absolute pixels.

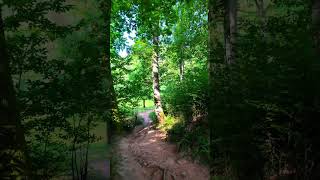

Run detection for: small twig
[[171, 174, 176, 180], [150, 168, 159, 179], [163, 168, 167, 180]]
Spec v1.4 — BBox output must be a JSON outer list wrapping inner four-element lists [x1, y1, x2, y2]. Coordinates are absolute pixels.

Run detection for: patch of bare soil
[[114, 111, 210, 180]]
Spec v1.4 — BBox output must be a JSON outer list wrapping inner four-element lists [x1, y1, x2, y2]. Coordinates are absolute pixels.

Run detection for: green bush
[[160, 54, 209, 163], [208, 5, 320, 178], [167, 120, 185, 142], [29, 141, 69, 179], [159, 115, 180, 131], [165, 117, 210, 163], [149, 111, 157, 124], [120, 116, 142, 131]]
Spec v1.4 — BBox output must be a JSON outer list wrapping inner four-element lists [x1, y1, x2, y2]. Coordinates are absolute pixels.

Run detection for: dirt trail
[[114, 111, 210, 180]]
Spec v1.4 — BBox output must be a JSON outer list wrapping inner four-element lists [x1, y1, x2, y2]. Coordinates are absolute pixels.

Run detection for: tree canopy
[[1, 0, 320, 179]]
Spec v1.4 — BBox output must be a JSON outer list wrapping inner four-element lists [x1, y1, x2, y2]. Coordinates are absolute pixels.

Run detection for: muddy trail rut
[[114, 110, 210, 180]]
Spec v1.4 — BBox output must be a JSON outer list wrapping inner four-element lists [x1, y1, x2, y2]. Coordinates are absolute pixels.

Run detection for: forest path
[[114, 111, 210, 180]]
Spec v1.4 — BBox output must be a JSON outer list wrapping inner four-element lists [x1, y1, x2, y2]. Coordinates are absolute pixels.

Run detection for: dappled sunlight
[[147, 138, 157, 143], [114, 110, 210, 180], [147, 130, 155, 134]]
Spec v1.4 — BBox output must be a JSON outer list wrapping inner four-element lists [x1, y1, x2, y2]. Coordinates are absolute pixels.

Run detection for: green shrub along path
[[113, 111, 209, 180]]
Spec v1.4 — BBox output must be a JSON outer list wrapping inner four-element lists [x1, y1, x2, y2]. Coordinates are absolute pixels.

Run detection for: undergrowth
[[149, 111, 157, 124], [121, 116, 143, 132], [159, 115, 210, 164]]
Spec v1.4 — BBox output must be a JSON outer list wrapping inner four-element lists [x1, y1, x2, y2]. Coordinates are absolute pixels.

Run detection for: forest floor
[[114, 110, 210, 180]]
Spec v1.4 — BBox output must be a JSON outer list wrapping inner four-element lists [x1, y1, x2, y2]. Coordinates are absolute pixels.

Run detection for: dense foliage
[[208, 1, 320, 179], [1, 0, 320, 179], [1, 0, 123, 178]]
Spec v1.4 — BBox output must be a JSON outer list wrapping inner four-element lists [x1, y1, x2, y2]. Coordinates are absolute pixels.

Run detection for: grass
[[139, 99, 154, 108]]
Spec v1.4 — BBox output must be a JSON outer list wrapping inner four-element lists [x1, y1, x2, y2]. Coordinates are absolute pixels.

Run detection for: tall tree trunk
[[254, 0, 266, 19], [100, 0, 118, 144], [313, 0, 320, 55], [224, 0, 237, 64], [143, 99, 146, 108], [255, 0, 267, 37], [208, 0, 228, 176], [152, 34, 165, 124], [208, 0, 219, 176], [208, 0, 218, 77], [0, 7, 29, 179], [310, 2, 320, 179]]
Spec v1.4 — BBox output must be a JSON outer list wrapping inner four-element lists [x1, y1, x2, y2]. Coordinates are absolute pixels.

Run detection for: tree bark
[[179, 51, 184, 82], [152, 34, 165, 124], [100, 0, 118, 145], [254, 0, 266, 20], [143, 99, 146, 108], [313, 0, 320, 55], [0, 7, 29, 179], [208, 0, 227, 175], [104, 0, 114, 145], [208, 0, 217, 75], [255, 0, 268, 38], [224, 0, 237, 64], [208, 0, 218, 176]]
